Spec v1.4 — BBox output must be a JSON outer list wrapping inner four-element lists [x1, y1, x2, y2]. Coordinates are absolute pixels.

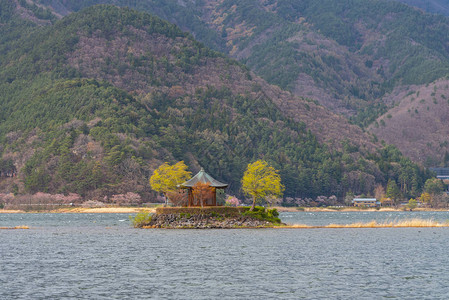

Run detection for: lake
[[2, 211, 449, 299]]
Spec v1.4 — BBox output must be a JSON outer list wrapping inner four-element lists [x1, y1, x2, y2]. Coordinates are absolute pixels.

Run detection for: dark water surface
[[2, 212, 449, 299]]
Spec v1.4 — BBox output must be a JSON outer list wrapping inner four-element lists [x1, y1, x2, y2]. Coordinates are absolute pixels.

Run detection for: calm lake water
[[2, 212, 449, 299]]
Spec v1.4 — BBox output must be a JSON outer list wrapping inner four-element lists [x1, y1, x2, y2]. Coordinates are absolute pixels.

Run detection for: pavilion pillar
[[188, 189, 194, 207]]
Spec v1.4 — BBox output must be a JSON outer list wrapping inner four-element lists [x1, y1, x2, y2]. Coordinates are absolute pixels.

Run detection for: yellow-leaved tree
[[420, 192, 431, 207], [150, 161, 191, 205], [242, 160, 284, 211]]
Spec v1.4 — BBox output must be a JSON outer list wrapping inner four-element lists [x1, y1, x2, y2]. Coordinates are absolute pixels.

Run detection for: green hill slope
[[391, 0, 449, 16], [369, 78, 449, 167], [35, 0, 449, 126], [0, 3, 431, 201]]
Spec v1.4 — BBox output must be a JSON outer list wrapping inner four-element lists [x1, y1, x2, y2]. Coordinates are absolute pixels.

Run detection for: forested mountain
[[35, 0, 449, 120], [391, 0, 449, 15], [31, 0, 449, 170], [0, 2, 432, 202], [369, 79, 449, 167]]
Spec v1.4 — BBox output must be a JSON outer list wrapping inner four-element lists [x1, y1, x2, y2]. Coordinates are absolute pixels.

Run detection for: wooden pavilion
[[179, 168, 228, 207]]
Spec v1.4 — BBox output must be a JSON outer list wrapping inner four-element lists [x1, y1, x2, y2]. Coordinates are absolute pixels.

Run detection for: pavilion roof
[[179, 168, 228, 188]]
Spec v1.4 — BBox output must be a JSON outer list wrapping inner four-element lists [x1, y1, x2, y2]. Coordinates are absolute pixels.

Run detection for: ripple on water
[[1, 213, 449, 299]]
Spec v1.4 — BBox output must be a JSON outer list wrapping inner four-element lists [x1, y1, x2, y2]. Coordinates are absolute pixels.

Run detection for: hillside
[[32, 0, 449, 168], [203, 0, 449, 122], [0, 3, 431, 202], [391, 0, 449, 15], [36, 0, 449, 126], [369, 79, 449, 167]]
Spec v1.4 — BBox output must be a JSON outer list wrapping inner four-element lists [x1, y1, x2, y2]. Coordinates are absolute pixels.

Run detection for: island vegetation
[[242, 160, 284, 211], [149, 161, 191, 206]]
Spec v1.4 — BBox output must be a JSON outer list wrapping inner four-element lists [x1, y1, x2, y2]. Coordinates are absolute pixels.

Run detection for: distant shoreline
[[274, 207, 449, 212], [0, 207, 156, 214], [1, 206, 449, 213]]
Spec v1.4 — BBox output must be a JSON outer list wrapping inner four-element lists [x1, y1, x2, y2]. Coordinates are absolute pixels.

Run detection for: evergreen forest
[[0, 2, 435, 204]]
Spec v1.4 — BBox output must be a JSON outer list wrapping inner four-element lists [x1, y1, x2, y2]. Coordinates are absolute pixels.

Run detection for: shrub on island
[[241, 206, 281, 224], [131, 211, 153, 228]]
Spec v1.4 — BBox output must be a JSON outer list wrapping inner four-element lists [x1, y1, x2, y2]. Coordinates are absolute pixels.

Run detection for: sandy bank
[[57, 207, 156, 213], [0, 209, 23, 213], [0, 207, 156, 214]]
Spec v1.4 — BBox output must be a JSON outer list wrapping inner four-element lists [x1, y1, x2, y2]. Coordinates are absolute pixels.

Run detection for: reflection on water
[[1, 212, 449, 299]]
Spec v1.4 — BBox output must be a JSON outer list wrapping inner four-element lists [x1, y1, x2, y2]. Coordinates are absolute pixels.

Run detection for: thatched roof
[[179, 168, 228, 188]]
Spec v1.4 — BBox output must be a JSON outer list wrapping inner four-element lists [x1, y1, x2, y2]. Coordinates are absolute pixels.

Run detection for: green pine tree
[[386, 179, 401, 205]]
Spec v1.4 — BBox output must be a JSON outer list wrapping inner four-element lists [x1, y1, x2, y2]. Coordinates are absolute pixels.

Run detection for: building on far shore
[[429, 168, 449, 180], [429, 168, 449, 190], [352, 198, 380, 207]]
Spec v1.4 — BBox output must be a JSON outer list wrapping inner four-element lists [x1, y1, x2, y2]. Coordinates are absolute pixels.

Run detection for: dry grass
[[325, 219, 449, 228], [0, 225, 29, 229], [282, 218, 449, 229], [14, 225, 30, 229], [286, 224, 314, 228]]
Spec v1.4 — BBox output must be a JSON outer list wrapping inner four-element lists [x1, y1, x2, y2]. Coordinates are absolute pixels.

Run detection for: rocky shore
[[144, 213, 275, 228], [135, 206, 283, 229]]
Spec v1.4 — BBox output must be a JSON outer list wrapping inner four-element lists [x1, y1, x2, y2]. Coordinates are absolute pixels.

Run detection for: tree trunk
[[250, 196, 256, 211]]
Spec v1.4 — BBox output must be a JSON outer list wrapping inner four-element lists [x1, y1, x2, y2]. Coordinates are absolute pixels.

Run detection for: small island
[[133, 165, 284, 228], [133, 206, 283, 229]]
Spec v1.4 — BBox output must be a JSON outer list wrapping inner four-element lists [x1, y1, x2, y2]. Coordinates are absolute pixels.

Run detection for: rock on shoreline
[[137, 207, 283, 229], [144, 213, 276, 229]]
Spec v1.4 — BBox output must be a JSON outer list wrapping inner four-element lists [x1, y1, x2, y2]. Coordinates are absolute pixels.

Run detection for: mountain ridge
[[0, 3, 431, 202], [391, 0, 449, 15], [30, 1, 449, 165], [34, 0, 449, 118]]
